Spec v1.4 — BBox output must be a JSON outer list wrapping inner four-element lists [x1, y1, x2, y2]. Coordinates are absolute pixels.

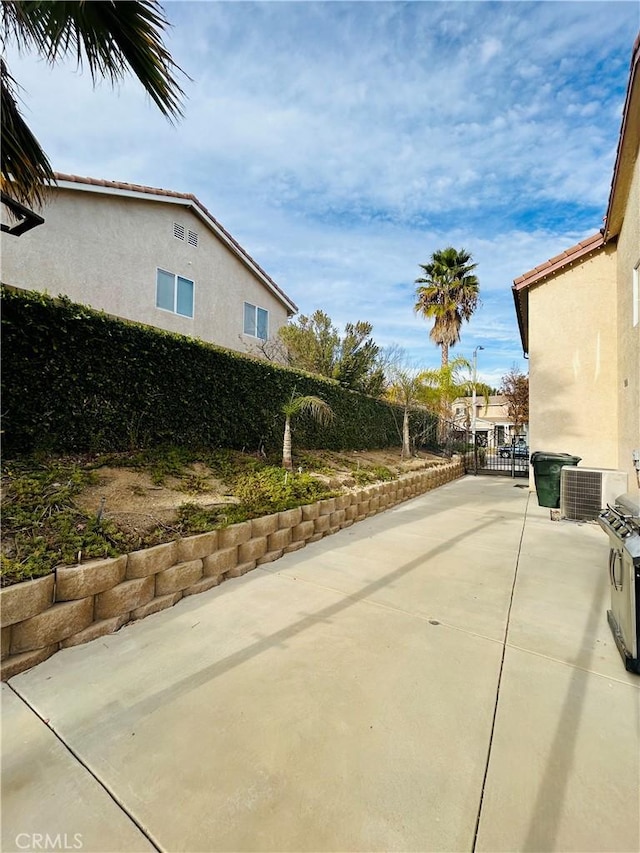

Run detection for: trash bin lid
[[530, 451, 582, 463]]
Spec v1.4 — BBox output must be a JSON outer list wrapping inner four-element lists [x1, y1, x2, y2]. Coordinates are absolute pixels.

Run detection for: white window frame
[[243, 302, 269, 340], [156, 269, 194, 319]]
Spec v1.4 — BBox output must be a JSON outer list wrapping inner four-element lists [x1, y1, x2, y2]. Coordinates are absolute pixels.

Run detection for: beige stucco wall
[[528, 245, 619, 468], [614, 151, 640, 487], [0, 190, 292, 352]]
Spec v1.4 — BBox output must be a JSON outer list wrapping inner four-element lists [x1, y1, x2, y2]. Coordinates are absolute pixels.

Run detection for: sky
[[5, 1, 639, 388]]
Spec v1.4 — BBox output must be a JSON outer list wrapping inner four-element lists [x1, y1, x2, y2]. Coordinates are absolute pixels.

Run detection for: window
[[156, 269, 194, 318], [633, 260, 639, 327], [244, 302, 269, 340]]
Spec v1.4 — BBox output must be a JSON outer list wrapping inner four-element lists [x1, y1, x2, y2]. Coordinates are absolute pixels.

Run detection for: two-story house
[[0, 174, 298, 352], [512, 33, 639, 487]]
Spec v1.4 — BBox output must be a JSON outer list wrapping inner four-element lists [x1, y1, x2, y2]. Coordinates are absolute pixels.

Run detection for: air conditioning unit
[[560, 467, 628, 521]]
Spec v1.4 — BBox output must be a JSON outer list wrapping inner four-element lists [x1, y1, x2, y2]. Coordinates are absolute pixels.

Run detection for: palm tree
[[281, 393, 334, 471], [385, 368, 427, 459], [1, 1, 185, 208], [420, 357, 473, 423], [414, 248, 480, 368]]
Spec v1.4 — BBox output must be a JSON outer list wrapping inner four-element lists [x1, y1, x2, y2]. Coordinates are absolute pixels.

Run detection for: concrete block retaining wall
[[1, 460, 464, 679]]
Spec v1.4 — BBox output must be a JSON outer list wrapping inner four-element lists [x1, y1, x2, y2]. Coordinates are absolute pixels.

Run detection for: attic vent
[[188, 229, 198, 247], [173, 222, 185, 240]]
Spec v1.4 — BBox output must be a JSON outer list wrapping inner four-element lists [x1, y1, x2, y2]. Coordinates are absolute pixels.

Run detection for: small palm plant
[[281, 392, 334, 470]]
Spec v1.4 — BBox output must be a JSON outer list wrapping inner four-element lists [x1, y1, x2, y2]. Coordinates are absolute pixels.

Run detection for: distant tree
[[2, 1, 186, 208], [278, 310, 385, 395], [238, 334, 290, 365], [500, 367, 529, 435], [414, 248, 480, 368], [385, 366, 428, 459], [417, 356, 493, 446], [281, 392, 334, 470], [279, 310, 338, 376], [334, 321, 386, 396], [420, 357, 471, 420]]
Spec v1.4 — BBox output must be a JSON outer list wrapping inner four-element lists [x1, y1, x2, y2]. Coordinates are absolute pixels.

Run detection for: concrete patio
[[2, 475, 639, 852]]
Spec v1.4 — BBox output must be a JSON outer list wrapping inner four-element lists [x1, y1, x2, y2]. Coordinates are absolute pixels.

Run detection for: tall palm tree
[[1, 1, 185, 208], [414, 247, 480, 368], [282, 393, 334, 471]]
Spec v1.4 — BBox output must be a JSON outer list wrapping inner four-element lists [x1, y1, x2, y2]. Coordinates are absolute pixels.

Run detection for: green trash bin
[[530, 452, 581, 508]]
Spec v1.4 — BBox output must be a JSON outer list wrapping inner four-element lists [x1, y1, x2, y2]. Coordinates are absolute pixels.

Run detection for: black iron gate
[[466, 432, 530, 478], [414, 415, 529, 479]]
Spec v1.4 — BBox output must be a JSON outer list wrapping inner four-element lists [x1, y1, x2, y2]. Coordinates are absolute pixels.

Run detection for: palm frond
[[414, 246, 480, 363], [1, 1, 187, 206], [282, 393, 334, 425], [0, 58, 54, 207], [2, 1, 187, 120]]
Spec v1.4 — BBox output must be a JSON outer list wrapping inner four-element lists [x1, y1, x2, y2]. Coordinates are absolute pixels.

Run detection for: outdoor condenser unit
[[560, 467, 628, 521]]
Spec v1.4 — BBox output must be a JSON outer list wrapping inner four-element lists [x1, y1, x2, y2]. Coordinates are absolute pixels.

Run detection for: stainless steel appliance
[[598, 493, 640, 674]]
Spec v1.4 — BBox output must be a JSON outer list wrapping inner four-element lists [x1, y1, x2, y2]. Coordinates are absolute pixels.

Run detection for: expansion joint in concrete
[[5, 682, 164, 853], [471, 492, 531, 852]]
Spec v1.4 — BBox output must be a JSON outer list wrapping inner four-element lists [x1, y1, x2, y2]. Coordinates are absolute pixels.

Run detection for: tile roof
[[52, 173, 298, 314], [512, 231, 605, 291]]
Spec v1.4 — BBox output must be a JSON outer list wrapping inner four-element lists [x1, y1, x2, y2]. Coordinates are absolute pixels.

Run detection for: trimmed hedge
[[1, 287, 435, 456]]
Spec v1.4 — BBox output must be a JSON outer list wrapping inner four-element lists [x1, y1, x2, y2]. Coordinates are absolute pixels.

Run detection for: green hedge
[[1, 287, 434, 456]]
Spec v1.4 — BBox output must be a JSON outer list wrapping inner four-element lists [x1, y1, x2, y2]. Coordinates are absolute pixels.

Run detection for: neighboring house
[[512, 33, 639, 486], [452, 395, 527, 445], [0, 174, 298, 353]]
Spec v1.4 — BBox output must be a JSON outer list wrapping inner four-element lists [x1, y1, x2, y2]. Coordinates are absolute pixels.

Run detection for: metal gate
[[466, 432, 530, 478], [414, 416, 529, 479]]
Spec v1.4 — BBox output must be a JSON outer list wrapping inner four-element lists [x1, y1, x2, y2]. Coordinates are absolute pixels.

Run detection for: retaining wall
[[1, 460, 464, 679]]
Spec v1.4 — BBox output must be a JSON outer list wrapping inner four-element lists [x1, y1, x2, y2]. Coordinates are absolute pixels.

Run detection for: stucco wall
[[528, 245, 619, 468], [0, 190, 291, 352], [615, 152, 640, 487]]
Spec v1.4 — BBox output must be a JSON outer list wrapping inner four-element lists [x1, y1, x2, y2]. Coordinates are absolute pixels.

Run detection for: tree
[[281, 392, 334, 471], [500, 367, 529, 435], [278, 310, 339, 377], [420, 357, 472, 420], [385, 367, 428, 459], [334, 321, 386, 396], [278, 310, 385, 396], [419, 356, 492, 447], [414, 248, 480, 368], [1, 1, 186, 208]]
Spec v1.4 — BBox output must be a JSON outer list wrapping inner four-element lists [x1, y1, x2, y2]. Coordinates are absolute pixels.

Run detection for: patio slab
[[3, 474, 638, 852], [1, 684, 154, 853], [475, 647, 640, 853], [263, 534, 519, 641], [8, 569, 503, 852]]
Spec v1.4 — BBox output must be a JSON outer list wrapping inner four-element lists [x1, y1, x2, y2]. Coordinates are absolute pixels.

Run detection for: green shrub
[[234, 467, 332, 516], [1, 462, 127, 586], [175, 502, 249, 534], [1, 287, 436, 457]]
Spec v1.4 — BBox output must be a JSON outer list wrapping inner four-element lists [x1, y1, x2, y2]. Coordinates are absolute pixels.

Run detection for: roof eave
[[603, 31, 640, 242], [512, 285, 529, 356]]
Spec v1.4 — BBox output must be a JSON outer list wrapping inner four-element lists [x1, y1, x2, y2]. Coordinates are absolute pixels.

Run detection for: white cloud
[[4, 0, 638, 386], [480, 37, 503, 64]]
